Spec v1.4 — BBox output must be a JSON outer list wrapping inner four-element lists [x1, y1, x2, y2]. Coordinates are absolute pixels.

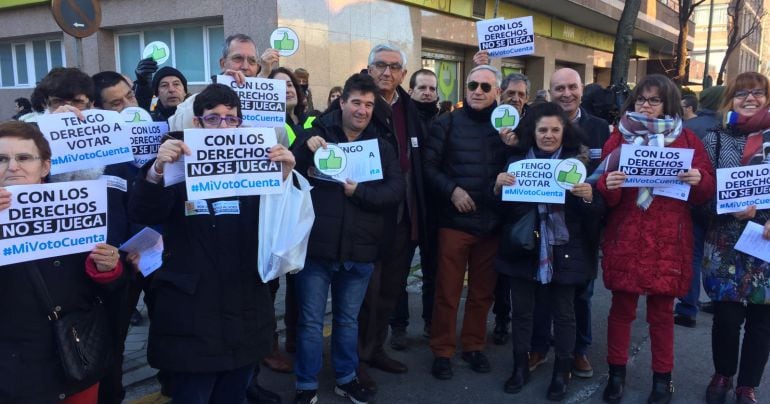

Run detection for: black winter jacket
[[128, 151, 273, 373], [576, 108, 611, 173], [424, 103, 509, 236], [494, 148, 605, 284], [294, 110, 406, 263]]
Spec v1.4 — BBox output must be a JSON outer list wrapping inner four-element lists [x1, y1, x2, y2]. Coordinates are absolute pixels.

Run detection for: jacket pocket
[[149, 271, 200, 336]]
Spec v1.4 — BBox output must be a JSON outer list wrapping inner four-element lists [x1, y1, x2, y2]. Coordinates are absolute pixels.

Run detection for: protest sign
[[183, 128, 283, 200], [735, 221, 770, 263], [143, 41, 170, 64], [37, 110, 133, 175], [270, 27, 299, 56], [128, 121, 168, 168], [310, 139, 383, 183], [502, 158, 586, 203], [121, 106, 153, 123], [476, 16, 535, 58], [716, 164, 770, 214], [217, 75, 286, 128], [119, 227, 163, 276], [618, 144, 693, 188], [490, 104, 520, 130], [0, 179, 108, 266]]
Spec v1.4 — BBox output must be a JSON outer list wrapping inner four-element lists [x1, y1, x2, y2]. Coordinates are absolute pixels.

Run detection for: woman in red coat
[[596, 74, 715, 404]]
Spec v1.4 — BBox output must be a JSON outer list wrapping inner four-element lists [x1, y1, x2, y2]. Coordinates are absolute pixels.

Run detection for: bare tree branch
[[717, 0, 765, 84]]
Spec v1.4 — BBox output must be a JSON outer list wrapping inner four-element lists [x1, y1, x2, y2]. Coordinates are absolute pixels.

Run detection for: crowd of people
[[1, 32, 769, 404]]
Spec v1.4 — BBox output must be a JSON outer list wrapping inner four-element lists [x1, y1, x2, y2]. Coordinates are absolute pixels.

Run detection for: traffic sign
[[51, 0, 102, 38]]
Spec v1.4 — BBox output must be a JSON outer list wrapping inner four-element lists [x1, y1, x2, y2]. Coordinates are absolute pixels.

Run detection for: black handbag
[[500, 208, 540, 258], [27, 263, 112, 382]]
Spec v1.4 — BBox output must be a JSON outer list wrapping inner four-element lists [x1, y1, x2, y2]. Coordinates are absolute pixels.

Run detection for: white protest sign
[[502, 159, 585, 203], [270, 27, 299, 57], [119, 227, 164, 276], [217, 75, 286, 128], [476, 16, 535, 58], [310, 139, 383, 183], [143, 41, 170, 64], [716, 164, 770, 214], [490, 104, 520, 130], [735, 221, 770, 262], [0, 180, 108, 266], [183, 128, 283, 200], [37, 110, 134, 175], [618, 144, 693, 188], [128, 121, 168, 168], [652, 181, 691, 202]]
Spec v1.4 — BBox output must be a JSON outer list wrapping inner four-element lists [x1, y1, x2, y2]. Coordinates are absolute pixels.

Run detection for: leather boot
[[603, 364, 626, 403], [504, 352, 530, 394], [261, 333, 292, 373], [647, 372, 674, 404], [546, 356, 572, 401]]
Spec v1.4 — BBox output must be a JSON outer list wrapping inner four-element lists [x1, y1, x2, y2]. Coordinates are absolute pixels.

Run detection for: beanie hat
[[699, 85, 724, 112], [152, 66, 188, 96]]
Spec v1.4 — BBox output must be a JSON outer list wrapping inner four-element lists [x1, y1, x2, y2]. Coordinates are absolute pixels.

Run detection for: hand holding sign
[[570, 183, 593, 202], [677, 168, 702, 186], [0, 188, 10, 211], [88, 243, 121, 273], [154, 138, 191, 174], [605, 171, 627, 190], [494, 172, 516, 195]]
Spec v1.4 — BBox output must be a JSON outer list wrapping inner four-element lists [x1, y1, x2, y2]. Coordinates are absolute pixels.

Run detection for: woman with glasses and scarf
[[700, 72, 770, 404], [596, 74, 715, 404], [493, 102, 604, 401]]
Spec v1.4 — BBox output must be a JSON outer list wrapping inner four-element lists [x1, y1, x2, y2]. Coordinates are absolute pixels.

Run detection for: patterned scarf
[[724, 107, 770, 164], [526, 147, 569, 284], [615, 112, 682, 209]]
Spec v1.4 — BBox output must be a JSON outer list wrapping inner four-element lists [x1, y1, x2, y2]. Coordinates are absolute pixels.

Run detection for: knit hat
[[699, 85, 724, 111], [152, 66, 188, 96]]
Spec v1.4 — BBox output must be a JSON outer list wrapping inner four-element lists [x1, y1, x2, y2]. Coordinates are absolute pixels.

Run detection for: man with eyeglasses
[[33, 67, 94, 118], [354, 44, 431, 390], [92, 71, 139, 113], [423, 65, 509, 380], [131, 83, 292, 404]]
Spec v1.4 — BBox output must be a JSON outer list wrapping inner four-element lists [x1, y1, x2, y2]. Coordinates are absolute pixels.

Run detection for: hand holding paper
[[0, 188, 10, 211]]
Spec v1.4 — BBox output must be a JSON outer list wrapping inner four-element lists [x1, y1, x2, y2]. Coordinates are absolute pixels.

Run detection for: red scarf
[[729, 107, 770, 164]]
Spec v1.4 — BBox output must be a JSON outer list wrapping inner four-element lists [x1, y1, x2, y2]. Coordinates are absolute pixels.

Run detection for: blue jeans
[[676, 221, 705, 318], [294, 259, 373, 390]]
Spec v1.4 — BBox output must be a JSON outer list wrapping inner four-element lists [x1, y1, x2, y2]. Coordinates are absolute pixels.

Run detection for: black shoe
[[431, 357, 453, 380], [673, 314, 696, 328], [493, 322, 510, 345], [130, 308, 143, 326], [369, 351, 408, 374], [293, 390, 317, 404], [603, 364, 626, 403], [546, 357, 572, 401], [389, 327, 408, 351], [700, 301, 715, 314], [647, 372, 674, 404], [335, 378, 372, 404], [247, 384, 282, 404], [504, 352, 530, 394], [461, 351, 491, 373]]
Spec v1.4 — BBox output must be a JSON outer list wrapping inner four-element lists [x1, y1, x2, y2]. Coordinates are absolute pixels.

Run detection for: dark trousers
[[358, 222, 416, 361], [676, 222, 705, 317], [390, 227, 439, 330], [712, 302, 770, 387], [493, 274, 511, 325], [531, 279, 593, 355], [170, 363, 254, 404], [509, 276, 576, 358]]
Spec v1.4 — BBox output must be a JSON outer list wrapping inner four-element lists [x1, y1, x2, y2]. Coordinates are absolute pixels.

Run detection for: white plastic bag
[[258, 170, 315, 282]]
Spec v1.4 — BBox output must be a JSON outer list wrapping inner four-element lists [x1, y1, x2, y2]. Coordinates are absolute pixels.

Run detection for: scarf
[[526, 147, 569, 284], [724, 107, 770, 164], [615, 112, 683, 209], [462, 98, 498, 123]]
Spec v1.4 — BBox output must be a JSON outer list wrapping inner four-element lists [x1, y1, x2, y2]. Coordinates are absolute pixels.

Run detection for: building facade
[[0, 0, 688, 118]]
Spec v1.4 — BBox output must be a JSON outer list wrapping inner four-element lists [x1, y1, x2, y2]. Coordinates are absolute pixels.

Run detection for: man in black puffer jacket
[[424, 65, 509, 380]]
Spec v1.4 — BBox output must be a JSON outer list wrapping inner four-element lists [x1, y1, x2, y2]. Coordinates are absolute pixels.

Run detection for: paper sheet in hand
[[311, 139, 383, 183], [735, 221, 770, 262], [119, 227, 164, 276]]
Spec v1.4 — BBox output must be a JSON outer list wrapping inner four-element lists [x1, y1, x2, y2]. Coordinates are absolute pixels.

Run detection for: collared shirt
[[382, 90, 399, 106], [571, 107, 582, 123]]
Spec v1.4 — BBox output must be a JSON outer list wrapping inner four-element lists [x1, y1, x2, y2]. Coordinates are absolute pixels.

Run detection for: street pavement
[[125, 268, 770, 404]]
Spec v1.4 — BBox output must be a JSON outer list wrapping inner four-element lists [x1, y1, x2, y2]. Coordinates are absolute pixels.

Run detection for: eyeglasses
[[635, 96, 663, 106], [734, 88, 767, 100], [197, 114, 243, 127], [48, 96, 90, 110], [371, 61, 403, 73], [228, 54, 259, 66], [467, 81, 493, 93], [0, 154, 43, 168]]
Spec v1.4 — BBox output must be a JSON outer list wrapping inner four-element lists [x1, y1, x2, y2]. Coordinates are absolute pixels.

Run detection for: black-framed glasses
[[467, 81, 493, 93], [47, 96, 90, 110], [734, 88, 767, 100], [635, 96, 663, 106], [371, 61, 403, 73], [197, 114, 243, 127], [0, 153, 43, 168]]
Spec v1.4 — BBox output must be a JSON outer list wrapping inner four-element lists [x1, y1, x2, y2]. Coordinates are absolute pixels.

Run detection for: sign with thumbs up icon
[[142, 41, 170, 64], [270, 27, 299, 56], [311, 140, 383, 183], [554, 158, 587, 190], [490, 104, 520, 130]]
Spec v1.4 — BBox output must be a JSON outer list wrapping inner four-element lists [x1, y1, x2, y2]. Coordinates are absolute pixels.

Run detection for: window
[[0, 39, 64, 88], [115, 24, 224, 84]]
